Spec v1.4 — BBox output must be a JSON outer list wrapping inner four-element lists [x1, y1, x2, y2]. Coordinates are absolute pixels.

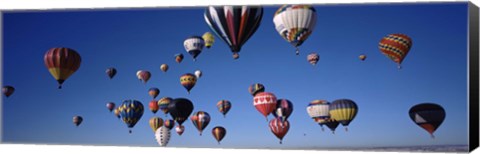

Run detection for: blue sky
[[1, 2, 469, 148]]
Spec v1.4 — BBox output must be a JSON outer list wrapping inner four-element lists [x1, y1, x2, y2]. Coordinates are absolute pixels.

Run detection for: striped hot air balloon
[[44, 47, 81, 89], [204, 6, 263, 59], [149, 117, 164, 133], [379, 33, 412, 69], [329, 99, 358, 132], [409, 103, 445, 138], [164, 119, 175, 130], [253, 92, 277, 121], [190, 111, 211, 136], [306, 100, 330, 131], [180, 73, 197, 94], [273, 5, 317, 55], [212, 126, 226, 144], [248, 83, 265, 97], [307, 53, 319, 66], [118, 100, 144, 133], [158, 97, 173, 117], [148, 88, 160, 99], [216, 100, 232, 118], [269, 117, 290, 144]]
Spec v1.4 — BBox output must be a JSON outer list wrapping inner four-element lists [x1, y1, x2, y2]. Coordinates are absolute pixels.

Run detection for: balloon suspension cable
[[431, 134, 435, 139], [265, 117, 269, 122], [223, 114, 226, 118], [295, 47, 299, 55], [200, 132, 202, 136], [321, 127, 324, 132], [345, 127, 348, 132], [332, 131, 335, 134], [279, 140, 283, 144], [129, 130, 132, 134], [193, 58, 197, 62], [397, 64, 402, 70], [58, 84, 62, 89]]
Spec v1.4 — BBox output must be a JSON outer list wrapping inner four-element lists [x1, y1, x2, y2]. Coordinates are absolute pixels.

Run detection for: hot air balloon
[[149, 117, 164, 133], [306, 100, 330, 131], [329, 99, 358, 131], [73, 116, 83, 127], [248, 83, 265, 96], [158, 97, 173, 116], [253, 92, 277, 121], [175, 53, 184, 63], [307, 53, 319, 66], [44, 47, 81, 89], [204, 6, 263, 59], [195, 70, 202, 78], [176, 125, 185, 136], [269, 117, 289, 144], [118, 100, 144, 133], [203, 32, 215, 49], [409, 103, 446, 138], [212, 126, 226, 144], [160, 64, 169, 73], [106, 67, 117, 79], [136, 70, 151, 84], [323, 118, 340, 134], [149, 100, 159, 114], [2, 86, 14, 98], [190, 111, 211, 136], [180, 73, 197, 94], [155, 126, 171, 147], [164, 119, 175, 130], [148, 88, 160, 99], [272, 99, 293, 122], [114, 107, 121, 119], [168, 98, 194, 126], [184, 36, 205, 61], [106, 102, 115, 112], [217, 100, 232, 118], [379, 33, 412, 69], [273, 5, 317, 55], [359, 54, 367, 61]]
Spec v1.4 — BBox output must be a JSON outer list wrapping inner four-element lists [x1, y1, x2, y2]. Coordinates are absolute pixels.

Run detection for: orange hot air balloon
[[149, 100, 159, 114], [44, 47, 81, 89], [379, 33, 412, 69]]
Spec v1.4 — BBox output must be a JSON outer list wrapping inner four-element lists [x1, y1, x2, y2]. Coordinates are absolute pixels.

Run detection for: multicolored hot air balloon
[[155, 126, 171, 147], [164, 119, 175, 130], [73, 116, 83, 127], [184, 36, 205, 61], [273, 5, 317, 55], [191, 111, 211, 136], [329, 99, 358, 131], [114, 107, 121, 119], [168, 98, 194, 126], [306, 100, 330, 131], [269, 117, 289, 144], [203, 32, 215, 49], [160, 64, 169, 73], [2, 86, 15, 98], [149, 117, 164, 133], [118, 100, 144, 133], [106, 102, 115, 112], [359, 54, 367, 61], [148, 88, 160, 99], [158, 97, 173, 116], [176, 125, 185, 136], [175, 53, 184, 63], [253, 92, 277, 121], [44, 47, 81, 89], [204, 6, 263, 59], [307, 53, 319, 66], [216, 100, 232, 118], [149, 100, 159, 114], [248, 83, 265, 97], [379, 33, 412, 69], [180, 73, 197, 94], [195, 70, 202, 78], [212, 126, 226, 144], [136, 70, 151, 84], [409, 103, 446, 138], [272, 99, 293, 122], [106, 67, 117, 79]]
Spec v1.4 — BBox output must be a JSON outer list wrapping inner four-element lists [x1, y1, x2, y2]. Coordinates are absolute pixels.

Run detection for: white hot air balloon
[[155, 126, 171, 147], [273, 5, 317, 55], [184, 36, 205, 61], [306, 100, 330, 131], [195, 70, 202, 78]]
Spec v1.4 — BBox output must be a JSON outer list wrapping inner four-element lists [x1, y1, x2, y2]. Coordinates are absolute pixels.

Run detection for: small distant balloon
[[168, 98, 194, 126], [176, 125, 185, 136], [148, 88, 160, 99], [2, 86, 15, 98], [184, 36, 205, 61], [272, 99, 293, 122], [217, 100, 232, 118], [307, 53, 319, 66], [212, 126, 226, 144], [106, 102, 115, 112], [136, 70, 151, 84], [203, 32, 215, 49], [190, 111, 211, 136], [44, 47, 81, 89], [253, 92, 277, 120], [118, 100, 144, 133], [164, 119, 175, 130], [106, 67, 117, 79], [359, 54, 367, 61], [195, 70, 202, 78], [175, 54, 184, 63], [149, 100, 159, 114], [158, 97, 173, 116], [73, 116, 83, 127], [269, 117, 289, 144], [160, 64, 169, 73], [180, 73, 197, 94], [149, 117, 164, 133]]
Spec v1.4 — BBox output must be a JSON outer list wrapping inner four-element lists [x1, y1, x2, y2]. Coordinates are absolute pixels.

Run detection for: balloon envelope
[[168, 98, 194, 126], [44, 47, 82, 89], [329, 99, 358, 131], [2, 86, 15, 98], [409, 103, 445, 138], [378, 33, 412, 69], [272, 99, 293, 122], [175, 125, 185, 136], [175, 53, 184, 63], [190, 111, 211, 135], [248, 83, 265, 96], [180, 73, 197, 94], [136, 70, 151, 84], [212, 126, 227, 144], [164, 119, 175, 130], [253, 92, 277, 119], [149, 117, 164, 132], [106, 102, 115, 112], [106, 67, 117, 79], [73, 116, 83, 127], [148, 88, 160, 99], [202, 32, 215, 49], [118, 100, 144, 133], [307, 53, 319, 66], [158, 97, 173, 116], [160, 64, 169, 72], [184, 36, 205, 61], [155, 126, 171, 147], [269, 117, 289, 144], [217, 100, 232, 117]]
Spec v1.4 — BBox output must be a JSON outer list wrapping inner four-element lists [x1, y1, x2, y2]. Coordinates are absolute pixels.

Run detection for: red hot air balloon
[[253, 92, 277, 121], [378, 33, 412, 69], [136, 70, 151, 84], [149, 100, 159, 114], [269, 117, 289, 144], [44, 47, 81, 89]]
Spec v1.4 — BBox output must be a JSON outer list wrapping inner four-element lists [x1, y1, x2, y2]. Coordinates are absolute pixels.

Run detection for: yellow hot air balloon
[[202, 32, 215, 49], [149, 117, 164, 132], [329, 99, 358, 132]]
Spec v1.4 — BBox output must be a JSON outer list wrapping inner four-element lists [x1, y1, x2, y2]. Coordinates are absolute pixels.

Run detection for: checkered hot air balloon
[[204, 6, 263, 59], [273, 5, 317, 55], [379, 33, 412, 69], [44, 47, 81, 89], [217, 100, 232, 118]]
